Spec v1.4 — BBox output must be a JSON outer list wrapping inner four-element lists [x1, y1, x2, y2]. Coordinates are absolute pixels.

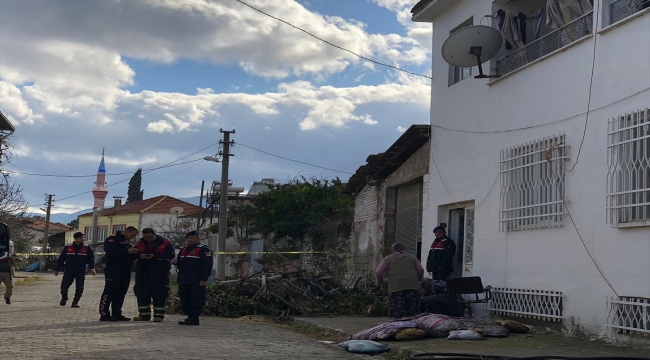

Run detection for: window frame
[[602, 0, 650, 27], [500, 134, 568, 232], [448, 17, 474, 87], [112, 224, 126, 234], [606, 107, 650, 227], [84, 225, 109, 243]]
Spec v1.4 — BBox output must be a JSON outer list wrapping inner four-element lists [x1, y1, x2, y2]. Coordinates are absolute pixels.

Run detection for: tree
[[149, 217, 196, 248], [126, 168, 144, 203], [247, 177, 354, 250], [67, 219, 79, 229], [0, 138, 31, 253]]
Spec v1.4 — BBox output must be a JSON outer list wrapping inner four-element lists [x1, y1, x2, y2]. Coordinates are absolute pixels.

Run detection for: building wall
[[425, 0, 650, 336], [350, 141, 431, 284], [78, 213, 141, 240]]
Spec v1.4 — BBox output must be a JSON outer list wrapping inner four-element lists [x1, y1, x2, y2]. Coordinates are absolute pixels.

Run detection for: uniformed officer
[[132, 228, 175, 322], [172, 230, 213, 326], [99, 226, 141, 322], [55, 232, 95, 308]]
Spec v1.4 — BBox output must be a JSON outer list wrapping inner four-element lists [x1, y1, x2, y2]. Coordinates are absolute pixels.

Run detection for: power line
[[431, 86, 649, 134], [56, 158, 204, 201], [233, 0, 432, 80], [568, 0, 600, 173], [235, 142, 354, 175], [6, 159, 203, 178]]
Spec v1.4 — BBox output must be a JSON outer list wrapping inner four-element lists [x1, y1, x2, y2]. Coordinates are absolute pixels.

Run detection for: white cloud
[[397, 126, 407, 132], [147, 120, 175, 134], [0, 81, 42, 124], [371, 0, 432, 54]]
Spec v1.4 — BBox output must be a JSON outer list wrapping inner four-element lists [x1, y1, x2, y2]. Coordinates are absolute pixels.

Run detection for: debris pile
[[169, 270, 388, 318]]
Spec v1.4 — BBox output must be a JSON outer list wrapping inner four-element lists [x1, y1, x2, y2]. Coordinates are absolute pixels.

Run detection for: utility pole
[[41, 194, 54, 271], [216, 129, 235, 280], [91, 207, 99, 245], [197, 180, 205, 232]]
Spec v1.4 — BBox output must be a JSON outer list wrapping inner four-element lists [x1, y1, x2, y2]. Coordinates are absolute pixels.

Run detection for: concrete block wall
[[348, 140, 431, 285]]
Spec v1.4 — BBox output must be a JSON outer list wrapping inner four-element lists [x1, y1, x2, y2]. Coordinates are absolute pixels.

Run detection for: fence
[[486, 287, 563, 322]]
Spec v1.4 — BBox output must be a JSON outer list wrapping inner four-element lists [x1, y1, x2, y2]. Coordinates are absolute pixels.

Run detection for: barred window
[[500, 135, 568, 231], [607, 107, 650, 227]]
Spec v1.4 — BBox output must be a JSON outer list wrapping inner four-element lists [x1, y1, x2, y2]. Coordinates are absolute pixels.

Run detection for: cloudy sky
[[0, 0, 431, 220]]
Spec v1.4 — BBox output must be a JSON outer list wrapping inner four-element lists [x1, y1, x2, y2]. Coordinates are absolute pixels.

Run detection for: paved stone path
[[0, 273, 365, 360]]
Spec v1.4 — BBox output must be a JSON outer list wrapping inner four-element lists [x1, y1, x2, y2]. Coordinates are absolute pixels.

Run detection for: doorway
[[441, 204, 475, 278]]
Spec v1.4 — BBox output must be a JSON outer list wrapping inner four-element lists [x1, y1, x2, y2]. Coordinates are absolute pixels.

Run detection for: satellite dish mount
[[468, 46, 499, 79]]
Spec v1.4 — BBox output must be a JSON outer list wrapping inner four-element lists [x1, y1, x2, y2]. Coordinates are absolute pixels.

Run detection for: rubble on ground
[[167, 269, 388, 318]]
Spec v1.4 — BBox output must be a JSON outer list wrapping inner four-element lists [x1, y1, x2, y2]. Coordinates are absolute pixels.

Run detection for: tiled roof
[[78, 195, 200, 217], [26, 217, 73, 232], [345, 124, 430, 194]]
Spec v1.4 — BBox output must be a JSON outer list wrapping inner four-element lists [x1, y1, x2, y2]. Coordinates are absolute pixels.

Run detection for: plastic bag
[[472, 324, 510, 338], [394, 328, 427, 341], [447, 330, 484, 340], [348, 320, 417, 340], [414, 314, 463, 337], [495, 319, 529, 333], [338, 340, 390, 354]]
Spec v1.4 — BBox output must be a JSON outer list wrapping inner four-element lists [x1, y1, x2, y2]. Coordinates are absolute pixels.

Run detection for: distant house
[[25, 217, 73, 253], [77, 195, 200, 246]]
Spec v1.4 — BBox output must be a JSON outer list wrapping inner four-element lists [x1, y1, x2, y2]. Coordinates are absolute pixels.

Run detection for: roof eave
[[411, 0, 456, 23]]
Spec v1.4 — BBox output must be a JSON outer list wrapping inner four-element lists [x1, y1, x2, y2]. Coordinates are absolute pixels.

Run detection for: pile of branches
[[170, 270, 388, 318]]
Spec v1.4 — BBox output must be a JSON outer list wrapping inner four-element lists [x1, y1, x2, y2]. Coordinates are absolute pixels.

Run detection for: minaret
[[92, 148, 108, 209]]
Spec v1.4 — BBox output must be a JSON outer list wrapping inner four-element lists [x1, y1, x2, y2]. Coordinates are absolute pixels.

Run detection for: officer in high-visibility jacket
[[132, 228, 175, 322], [172, 230, 213, 326], [55, 232, 95, 308]]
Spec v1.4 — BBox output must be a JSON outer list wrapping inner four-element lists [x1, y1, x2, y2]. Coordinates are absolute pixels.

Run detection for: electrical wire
[[235, 142, 355, 175], [233, 0, 432, 79], [431, 86, 649, 133], [56, 158, 205, 201], [568, 0, 600, 173], [5, 159, 203, 178], [542, 145, 619, 296]]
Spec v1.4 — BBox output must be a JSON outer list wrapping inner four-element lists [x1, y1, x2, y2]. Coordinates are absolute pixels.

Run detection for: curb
[[289, 317, 425, 358]]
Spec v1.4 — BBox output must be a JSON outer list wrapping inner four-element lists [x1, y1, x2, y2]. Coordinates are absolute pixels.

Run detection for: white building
[[412, 0, 650, 338]]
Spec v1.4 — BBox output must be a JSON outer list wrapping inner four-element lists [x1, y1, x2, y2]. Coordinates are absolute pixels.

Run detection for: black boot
[[99, 315, 118, 322], [178, 317, 199, 326], [71, 296, 81, 308], [5, 297, 10, 305], [60, 295, 67, 306]]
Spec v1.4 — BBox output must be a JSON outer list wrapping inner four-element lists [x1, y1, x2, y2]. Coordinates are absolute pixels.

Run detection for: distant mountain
[[25, 208, 91, 225]]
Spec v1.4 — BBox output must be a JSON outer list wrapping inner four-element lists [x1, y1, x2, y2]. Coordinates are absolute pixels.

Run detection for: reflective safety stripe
[[153, 307, 166, 310], [138, 306, 150, 310]]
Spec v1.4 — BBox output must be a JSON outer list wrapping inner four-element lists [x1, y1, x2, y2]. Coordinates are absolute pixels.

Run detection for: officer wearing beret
[[172, 230, 213, 326], [55, 232, 95, 308]]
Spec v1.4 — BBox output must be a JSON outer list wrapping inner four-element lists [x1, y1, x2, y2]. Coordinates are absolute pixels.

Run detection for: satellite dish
[[170, 206, 184, 216], [442, 25, 503, 79]]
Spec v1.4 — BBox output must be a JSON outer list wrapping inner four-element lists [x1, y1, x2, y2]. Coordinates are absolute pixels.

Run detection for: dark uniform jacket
[[104, 232, 137, 268], [176, 243, 213, 284], [56, 242, 95, 271], [426, 237, 456, 273], [134, 235, 175, 275]]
